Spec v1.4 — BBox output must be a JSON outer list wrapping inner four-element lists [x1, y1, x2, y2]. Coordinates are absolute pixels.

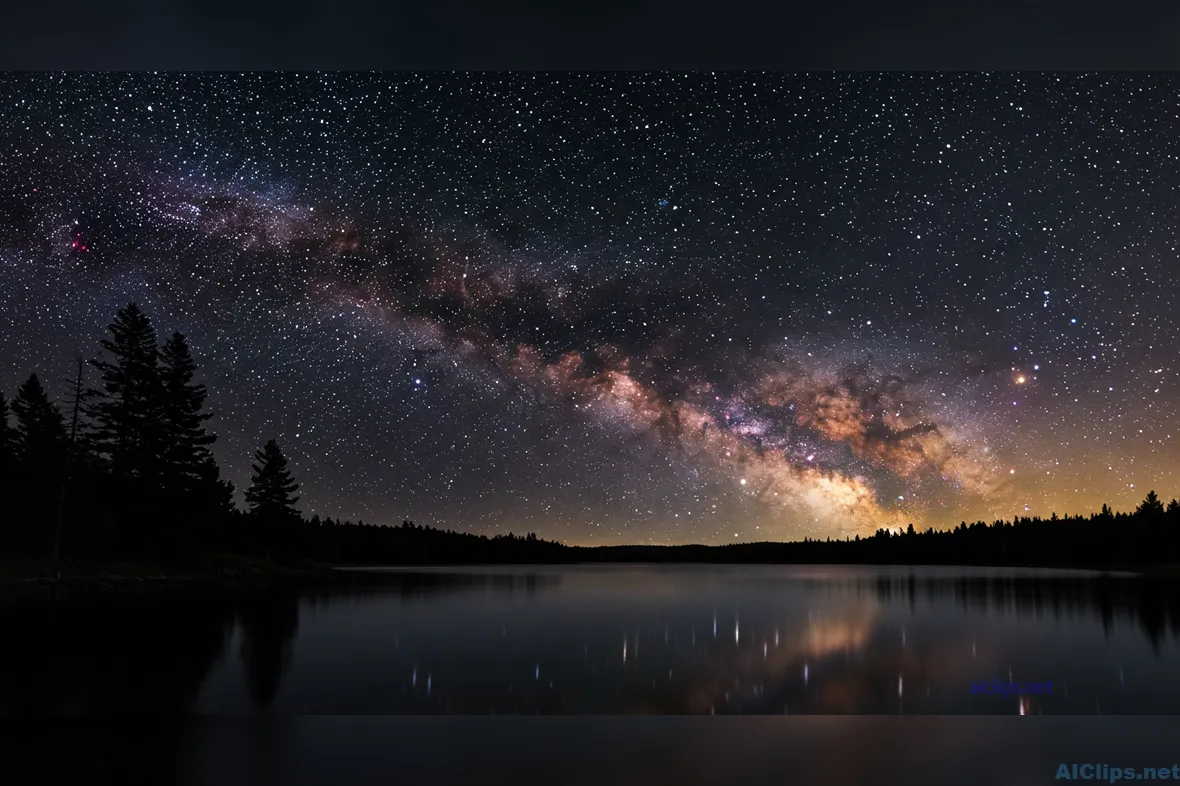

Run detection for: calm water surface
[[4, 564, 1180, 715]]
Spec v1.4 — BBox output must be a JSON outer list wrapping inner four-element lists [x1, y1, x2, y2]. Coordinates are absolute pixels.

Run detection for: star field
[[1, 73, 1177, 545]]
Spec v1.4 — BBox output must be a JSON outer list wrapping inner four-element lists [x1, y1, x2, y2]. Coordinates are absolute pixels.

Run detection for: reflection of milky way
[[1, 74, 1176, 543]]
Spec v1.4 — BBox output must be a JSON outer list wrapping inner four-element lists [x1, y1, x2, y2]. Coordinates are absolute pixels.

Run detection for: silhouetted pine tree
[[246, 440, 300, 518], [0, 391, 13, 478], [89, 303, 166, 483], [0, 392, 15, 551], [12, 375, 67, 467], [159, 332, 224, 557], [89, 303, 168, 560], [10, 374, 67, 555], [194, 455, 238, 552], [1137, 490, 1165, 517], [1168, 499, 1180, 515], [245, 440, 300, 560], [159, 333, 216, 490]]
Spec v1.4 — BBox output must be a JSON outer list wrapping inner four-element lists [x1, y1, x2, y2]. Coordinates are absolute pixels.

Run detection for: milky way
[[1, 73, 1177, 544]]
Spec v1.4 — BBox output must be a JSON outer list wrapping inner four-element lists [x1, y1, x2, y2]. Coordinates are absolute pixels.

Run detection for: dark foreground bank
[[0, 554, 437, 603]]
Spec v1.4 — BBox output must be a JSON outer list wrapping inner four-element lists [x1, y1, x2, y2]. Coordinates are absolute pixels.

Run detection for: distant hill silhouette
[[2, 302, 1180, 575]]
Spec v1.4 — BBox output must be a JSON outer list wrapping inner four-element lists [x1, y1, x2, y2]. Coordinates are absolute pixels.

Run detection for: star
[[0, 73, 1174, 545]]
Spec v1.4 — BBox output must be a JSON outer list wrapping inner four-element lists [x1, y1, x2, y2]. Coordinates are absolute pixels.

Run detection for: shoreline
[[2, 557, 1179, 603]]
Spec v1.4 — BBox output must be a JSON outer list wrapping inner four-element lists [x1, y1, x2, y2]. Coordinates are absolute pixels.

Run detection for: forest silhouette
[[3, 302, 1180, 575]]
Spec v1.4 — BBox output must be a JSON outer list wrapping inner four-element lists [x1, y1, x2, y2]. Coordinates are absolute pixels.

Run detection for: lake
[[3, 564, 1178, 715], [7, 564, 1180, 785]]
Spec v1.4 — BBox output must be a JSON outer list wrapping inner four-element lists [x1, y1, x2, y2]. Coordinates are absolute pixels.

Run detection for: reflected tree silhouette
[[237, 589, 300, 710], [856, 574, 1180, 653], [0, 590, 236, 714], [303, 570, 562, 609]]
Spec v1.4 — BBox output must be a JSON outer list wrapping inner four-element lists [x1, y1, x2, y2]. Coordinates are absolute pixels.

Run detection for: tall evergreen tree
[[159, 332, 216, 491], [196, 455, 236, 513], [193, 455, 238, 552], [10, 374, 68, 555], [245, 440, 300, 519], [89, 303, 165, 482], [11, 374, 67, 470], [89, 303, 169, 561], [245, 440, 300, 561], [0, 392, 16, 549], [0, 392, 13, 472]]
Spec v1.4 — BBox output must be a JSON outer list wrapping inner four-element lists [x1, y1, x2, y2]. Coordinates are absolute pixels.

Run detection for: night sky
[[0, 73, 1176, 545]]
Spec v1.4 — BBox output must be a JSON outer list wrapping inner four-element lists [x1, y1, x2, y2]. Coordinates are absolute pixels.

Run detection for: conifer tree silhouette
[[0, 391, 12, 477], [246, 440, 300, 517], [89, 303, 168, 561], [0, 392, 11, 551], [10, 374, 67, 555], [1137, 490, 1165, 516], [195, 457, 238, 552], [89, 303, 166, 483], [11, 374, 67, 468], [159, 331, 226, 556], [246, 440, 300, 560], [160, 332, 216, 492]]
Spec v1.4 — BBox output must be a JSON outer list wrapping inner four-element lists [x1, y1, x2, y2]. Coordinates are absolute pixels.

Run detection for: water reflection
[[842, 572, 1180, 651], [238, 590, 300, 710], [0, 591, 235, 714], [1, 567, 1178, 715], [306, 568, 562, 608], [0, 569, 561, 715]]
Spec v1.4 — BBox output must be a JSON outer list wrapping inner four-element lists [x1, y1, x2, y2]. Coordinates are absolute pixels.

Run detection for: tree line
[[2, 301, 1179, 572], [579, 494, 1180, 568]]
